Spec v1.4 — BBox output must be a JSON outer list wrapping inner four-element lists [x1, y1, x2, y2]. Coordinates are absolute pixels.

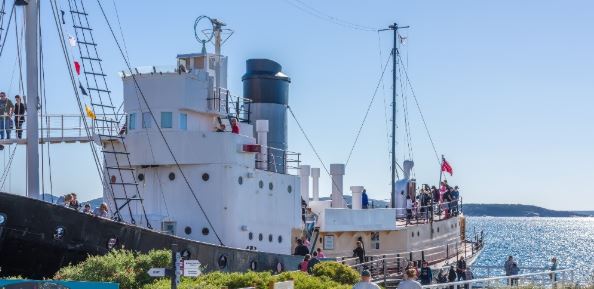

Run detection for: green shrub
[[54, 249, 170, 289], [311, 262, 359, 285]]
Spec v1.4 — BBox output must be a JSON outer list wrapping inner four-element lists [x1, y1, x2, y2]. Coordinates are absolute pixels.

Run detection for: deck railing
[[422, 268, 575, 289]]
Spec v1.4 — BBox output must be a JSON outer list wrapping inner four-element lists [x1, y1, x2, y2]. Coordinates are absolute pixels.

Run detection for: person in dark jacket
[[293, 239, 309, 256], [457, 257, 467, 281], [353, 241, 365, 263], [13, 95, 25, 139], [448, 265, 457, 289], [362, 189, 369, 209], [307, 251, 321, 273], [419, 261, 433, 285]]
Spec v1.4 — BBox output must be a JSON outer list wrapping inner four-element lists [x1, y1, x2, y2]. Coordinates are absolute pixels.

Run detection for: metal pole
[[25, 0, 40, 199], [171, 243, 178, 289], [390, 23, 397, 209]]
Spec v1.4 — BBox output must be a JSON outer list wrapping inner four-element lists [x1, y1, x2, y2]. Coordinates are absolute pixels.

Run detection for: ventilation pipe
[[299, 165, 311, 203], [330, 164, 345, 208], [311, 168, 320, 201], [350, 186, 364, 209], [255, 120, 269, 170], [403, 160, 414, 179]]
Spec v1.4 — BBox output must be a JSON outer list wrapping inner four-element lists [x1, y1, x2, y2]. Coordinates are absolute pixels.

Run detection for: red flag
[[74, 61, 81, 75], [441, 158, 453, 176]]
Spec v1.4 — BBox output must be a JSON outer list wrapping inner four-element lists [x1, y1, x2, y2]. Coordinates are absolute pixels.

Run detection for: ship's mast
[[381, 23, 408, 209], [23, 0, 40, 199]]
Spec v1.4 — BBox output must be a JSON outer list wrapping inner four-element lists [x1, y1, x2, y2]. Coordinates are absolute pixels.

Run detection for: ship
[[0, 0, 482, 281]]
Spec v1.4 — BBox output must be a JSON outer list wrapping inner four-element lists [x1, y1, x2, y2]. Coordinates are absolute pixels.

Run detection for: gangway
[[0, 114, 123, 146]]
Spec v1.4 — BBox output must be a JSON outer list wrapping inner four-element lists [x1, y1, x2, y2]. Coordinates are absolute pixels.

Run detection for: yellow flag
[[85, 105, 96, 119]]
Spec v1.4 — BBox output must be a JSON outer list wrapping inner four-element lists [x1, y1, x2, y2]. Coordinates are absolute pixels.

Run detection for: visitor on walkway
[[437, 269, 448, 284], [293, 239, 309, 256], [298, 254, 310, 272], [398, 269, 422, 289], [0, 92, 14, 139], [504, 256, 514, 284], [510, 262, 520, 286], [464, 267, 474, 289], [550, 257, 558, 283], [13, 95, 25, 139], [406, 261, 419, 277], [447, 265, 457, 289], [362, 189, 369, 209], [419, 261, 433, 285], [307, 251, 320, 273], [316, 248, 325, 258], [456, 257, 467, 281], [352, 270, 381, 289], [353, 241, 365, 264]]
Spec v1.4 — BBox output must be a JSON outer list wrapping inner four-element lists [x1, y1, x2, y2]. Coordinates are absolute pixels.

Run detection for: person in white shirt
[[352, 270, 381, 289], [398, 268, 423, 289]]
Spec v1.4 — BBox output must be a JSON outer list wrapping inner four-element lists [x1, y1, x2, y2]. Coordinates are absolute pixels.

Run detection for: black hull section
[[0, 192, 300, 279]]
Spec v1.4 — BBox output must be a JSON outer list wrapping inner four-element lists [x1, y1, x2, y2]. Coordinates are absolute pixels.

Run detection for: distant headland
[[463, 203, 590, 217]]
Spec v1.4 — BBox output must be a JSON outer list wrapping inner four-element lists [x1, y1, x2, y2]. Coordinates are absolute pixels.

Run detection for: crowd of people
[[405, 180, 462, 225], [62, 192, 110, 218], [0, 92, 26, 140]]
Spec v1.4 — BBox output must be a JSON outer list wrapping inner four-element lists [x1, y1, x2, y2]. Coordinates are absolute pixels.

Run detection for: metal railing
[[208, 88, 251, 122], [422, 268, 576, 289], [393, 199, 463, 224], [346, 256, 409, 284], [255, 146, 301, 175]]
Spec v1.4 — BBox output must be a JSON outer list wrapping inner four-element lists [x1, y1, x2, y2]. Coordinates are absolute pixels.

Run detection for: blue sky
[[0, 0, 592, 210]]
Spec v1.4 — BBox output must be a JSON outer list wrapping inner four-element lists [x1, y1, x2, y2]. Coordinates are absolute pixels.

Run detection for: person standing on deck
[[406, 195, 413, 225], [230, 117, 240, 134], [0, 92, 14, 139], [293, 239, 309, 256], [447, 266, 457, 289], [362, 189, 369, 209], [419, 261, 433, 285], [456, 257, 467, 281], [13, 95, 25, 139]]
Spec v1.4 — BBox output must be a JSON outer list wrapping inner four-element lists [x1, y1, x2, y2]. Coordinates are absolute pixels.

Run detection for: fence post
[[446, 244, 449, 259], [464, 242, 467, 259], [382, 256, 387, 285], [396, 254, 401, 272], [409, 251, 413, 262], [421, 250, 425, 262]]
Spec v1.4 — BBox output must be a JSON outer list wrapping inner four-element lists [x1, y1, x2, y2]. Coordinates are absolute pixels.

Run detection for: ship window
[[137, 173, 145, 181], [238, 176, 243, 185], [218, 255, 228, 269], [202, 173, 209, 181], [179, 113, 188, 130], [278, 235, 283, 243], [142, 112, 153, 128], [185, 226, 192, 235], [437, 227, 440, 233], [249, 232, 253, 240], [417, 231, 420, 237], [259, 180, 264, 189], [258, 233, 263, 241], [107, 237, 118, 249], [250, 260, 258, 271], [268, 234, 273, 242], [269, 182, 273, 190], [129, 113, 136, 130], [371, 232, 380, 250], [110, 175, 116, 184], [169, 172, 175, 181], [411, 232, 414, 238], [287, 185, 292, 193], [161, 221, 176, 235], [54, 226, 65, 240], [202, 227, 210, 235], [161, 112, 173, 128]]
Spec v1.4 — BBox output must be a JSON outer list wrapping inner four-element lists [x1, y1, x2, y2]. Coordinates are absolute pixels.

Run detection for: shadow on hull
[[0, 192, 300, 278]]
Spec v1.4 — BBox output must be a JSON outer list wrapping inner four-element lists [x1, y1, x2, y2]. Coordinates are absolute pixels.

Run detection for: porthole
[[54, 226, 65, 240], [287, 185, 292, 193], [202, 173, 209, 181], [276, 262, 284, 273], [218, 255, 228, 269], [268, 234, 273, 242], [202, 227, 210, 235], [278, 235, 283, 243], [411, 232, 414, 238], [259, 233, 263, 241], [259, 180, 264, 188], [238, 176, 243, 185], [185, 226, 192, 235], [168, 172, 175, 181], [269, 182, 274, 190], [250, 260, 258, 271], [417, 231, 420, 237], [110, 175, 116, 183], [249, 232, 253, 240], [137, 173, 145, 181], [107, 237, 118, 249], [437, 227, 440, 233]]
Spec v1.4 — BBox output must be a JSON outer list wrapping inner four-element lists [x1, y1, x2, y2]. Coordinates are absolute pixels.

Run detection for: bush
[[311, 262, 359, 285], [142, 270, 352, 289], [54, 249, 170, 289]]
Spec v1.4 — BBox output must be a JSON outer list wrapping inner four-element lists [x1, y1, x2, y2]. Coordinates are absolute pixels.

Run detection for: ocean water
[[466, 217, 594, 282]]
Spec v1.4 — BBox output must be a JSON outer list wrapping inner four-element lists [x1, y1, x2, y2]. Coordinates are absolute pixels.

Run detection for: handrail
[[422, 268, 575, 289]]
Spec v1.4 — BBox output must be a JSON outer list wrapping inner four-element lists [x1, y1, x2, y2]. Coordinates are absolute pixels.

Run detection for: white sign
[[183, 260, 201, 277], [147, 268, 166, 277], [323, 235, 334, 250]]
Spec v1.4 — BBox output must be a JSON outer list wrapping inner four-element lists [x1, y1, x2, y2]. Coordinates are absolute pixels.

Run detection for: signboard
[[323, 235, 334, 250], [271, 280, 294, 289], [183, 260, 201, 277], [0, 279, 119, 289], [147, 267, 166, 277]]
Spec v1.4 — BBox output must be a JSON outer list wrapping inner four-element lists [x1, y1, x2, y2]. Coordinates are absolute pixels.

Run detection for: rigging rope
[[344, 53, 391, 167], [0, 2, 15, 60], [0, 145, 18, 191], [397, 54, 441, 166], [95, 0, 224, 245], [377, 32, 392, 177], [283, 0, 377, 32]]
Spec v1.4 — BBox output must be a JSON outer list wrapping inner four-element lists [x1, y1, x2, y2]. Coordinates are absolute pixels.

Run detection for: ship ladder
[[67, 0, 151, 228]]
